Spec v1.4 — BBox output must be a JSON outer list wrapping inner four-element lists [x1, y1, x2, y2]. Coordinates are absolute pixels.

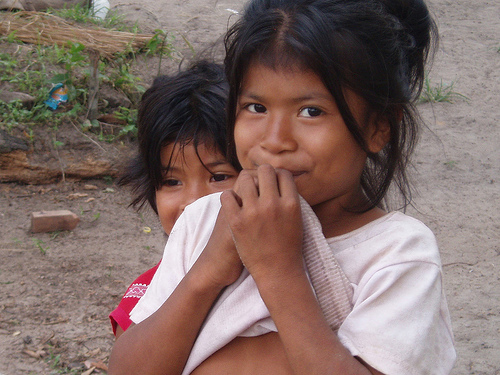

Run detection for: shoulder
[[354, 211, 436, 243], [335, 213, 456, 374], [329, 212, 442, 281], [377, 212, 440, 265]]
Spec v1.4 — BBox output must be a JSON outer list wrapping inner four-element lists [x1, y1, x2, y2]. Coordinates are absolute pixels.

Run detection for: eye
[[211, 173, 234, 183], [247, 103, 267, 113], [299, 107, 323, 118], [162, 178, 181, 187]]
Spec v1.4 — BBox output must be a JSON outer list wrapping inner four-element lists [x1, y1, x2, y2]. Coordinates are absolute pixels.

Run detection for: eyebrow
[[160, 159, 231, 173], [240, 91, 333, 104], [203, 160, 233, 169]]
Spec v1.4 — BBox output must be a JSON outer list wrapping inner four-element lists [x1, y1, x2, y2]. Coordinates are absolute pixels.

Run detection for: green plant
[[49, 2, 95, 24], [50, 230, 62, 240], [0, 100, 61, 131], [32, 238, 49, 254], [106, 59, 145, 96], [103, 175, 113, 185], [5, 68, 49, 96], [50, 2, 130, 31], [25, 128, 35, 143], [0, 52, 18, 76], [444, 160, 458, 169], [12, 237, 23, 246], [145, 30, 177, 76], [419, 76, 469, 104], [45, 351, 80, 374], [114, 106, 138, 136]]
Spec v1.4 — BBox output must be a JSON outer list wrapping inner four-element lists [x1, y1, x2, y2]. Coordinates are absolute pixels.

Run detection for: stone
[[0, 91, 35, 108]]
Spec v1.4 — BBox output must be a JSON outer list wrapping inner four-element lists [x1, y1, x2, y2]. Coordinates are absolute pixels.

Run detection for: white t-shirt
[[329, 211, 456, 374], [131, 194, 456, 375]]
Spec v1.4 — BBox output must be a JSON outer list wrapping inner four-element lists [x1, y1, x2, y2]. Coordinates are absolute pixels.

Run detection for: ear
[[366, 112, 391, 154]]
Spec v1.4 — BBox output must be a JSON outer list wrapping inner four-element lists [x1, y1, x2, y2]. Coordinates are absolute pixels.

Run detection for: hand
[[220, 165, 304, 282]]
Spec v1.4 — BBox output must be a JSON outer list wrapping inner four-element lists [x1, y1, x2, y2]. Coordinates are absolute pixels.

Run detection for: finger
[[257, 164, 279, 199], [220, 189, 242, 213], [233, 169, 258, 193], [275, 168, 299, 200], [212, 210, 236, 246], [233, 170, 259, 201]]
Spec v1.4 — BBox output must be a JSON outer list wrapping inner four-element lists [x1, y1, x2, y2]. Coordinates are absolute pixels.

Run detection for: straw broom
[[0, 11, 156, 59]]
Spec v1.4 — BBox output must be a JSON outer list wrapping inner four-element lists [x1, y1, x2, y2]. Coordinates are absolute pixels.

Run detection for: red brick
[[30, 210, 80, 233]]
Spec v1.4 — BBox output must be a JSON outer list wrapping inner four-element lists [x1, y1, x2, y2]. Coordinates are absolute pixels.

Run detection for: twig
[[87, 51, 100, 120], [70, 120, 106, 153], [443, 261, 478, 268], [52, 134, 66, 182], [42, 319, 69, 325]]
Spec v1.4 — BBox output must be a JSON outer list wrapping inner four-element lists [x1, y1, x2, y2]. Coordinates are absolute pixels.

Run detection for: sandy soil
[[0, 0, 499, 374]]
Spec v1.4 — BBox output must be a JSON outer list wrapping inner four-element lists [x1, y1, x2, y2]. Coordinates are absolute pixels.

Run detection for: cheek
[[155, 190, 178, 235], [234, 122, 255, 168]]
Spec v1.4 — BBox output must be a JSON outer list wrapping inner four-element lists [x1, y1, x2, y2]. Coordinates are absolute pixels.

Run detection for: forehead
[[240, 63, 331, 98], [159, 141, 229, 172]]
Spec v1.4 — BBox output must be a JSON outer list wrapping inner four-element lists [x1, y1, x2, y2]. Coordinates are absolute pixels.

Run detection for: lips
[[251, 162, 307, 178], [289, 170, 306, 178]]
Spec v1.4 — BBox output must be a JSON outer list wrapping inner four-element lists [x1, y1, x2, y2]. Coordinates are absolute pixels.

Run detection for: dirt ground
[[0, 0, 499, 374]]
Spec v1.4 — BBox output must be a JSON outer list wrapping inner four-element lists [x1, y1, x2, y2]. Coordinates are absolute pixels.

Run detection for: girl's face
[[156, 142, 238, 234], [234, 63, 387, 219]]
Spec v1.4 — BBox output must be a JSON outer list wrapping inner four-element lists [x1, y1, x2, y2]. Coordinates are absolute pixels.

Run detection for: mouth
[[289, 170, 306, 178], [252, 162, 306, 178]]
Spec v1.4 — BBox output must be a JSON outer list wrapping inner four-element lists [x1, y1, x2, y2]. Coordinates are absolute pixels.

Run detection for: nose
[[260, 113, 297, 154], [179, 183, 211, 212]]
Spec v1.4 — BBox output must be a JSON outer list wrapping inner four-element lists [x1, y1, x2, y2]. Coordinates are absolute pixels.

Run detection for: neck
[[312, 196, 386, 238]]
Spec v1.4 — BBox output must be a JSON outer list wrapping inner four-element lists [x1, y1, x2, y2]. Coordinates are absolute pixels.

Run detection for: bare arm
[[253, 259, 383, 375], [108, 214, 242, 375], [114, 325, 124, 339], [221, 166, 383, 375]]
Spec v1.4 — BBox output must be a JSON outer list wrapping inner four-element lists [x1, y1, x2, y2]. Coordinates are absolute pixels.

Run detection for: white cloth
[[130, 192, 353, 374], [329, 212, 456, 375], [131, 194, 456, 375]]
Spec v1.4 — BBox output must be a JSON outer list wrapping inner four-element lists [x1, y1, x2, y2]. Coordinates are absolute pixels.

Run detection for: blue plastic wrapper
[[45, 83, 68, 110]]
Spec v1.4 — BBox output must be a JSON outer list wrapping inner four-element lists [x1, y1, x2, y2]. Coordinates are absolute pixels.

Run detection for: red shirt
[[109, 261, 161, 335]]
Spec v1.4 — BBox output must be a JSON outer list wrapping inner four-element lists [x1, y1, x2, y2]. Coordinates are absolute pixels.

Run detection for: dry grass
[[0, 11, 155, 58]]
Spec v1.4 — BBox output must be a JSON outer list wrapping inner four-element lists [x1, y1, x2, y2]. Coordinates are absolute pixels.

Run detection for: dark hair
[[119, 60, 232, 213], [224, 0, 438, 210]]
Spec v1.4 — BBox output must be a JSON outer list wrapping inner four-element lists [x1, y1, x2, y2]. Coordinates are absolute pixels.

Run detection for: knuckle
[[229, 216, 246, 233], [283, 196, 300, 212], [259, 164, 275, 173]]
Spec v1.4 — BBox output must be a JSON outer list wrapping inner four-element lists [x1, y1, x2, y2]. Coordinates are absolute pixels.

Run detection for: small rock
[[0, 91, 35, 108], [67, 192, 88, 200], [0, 0, 24, 11], [99, 84, 132, 109], [23, 335, 32, 344], [67, 362, 85, 371]]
